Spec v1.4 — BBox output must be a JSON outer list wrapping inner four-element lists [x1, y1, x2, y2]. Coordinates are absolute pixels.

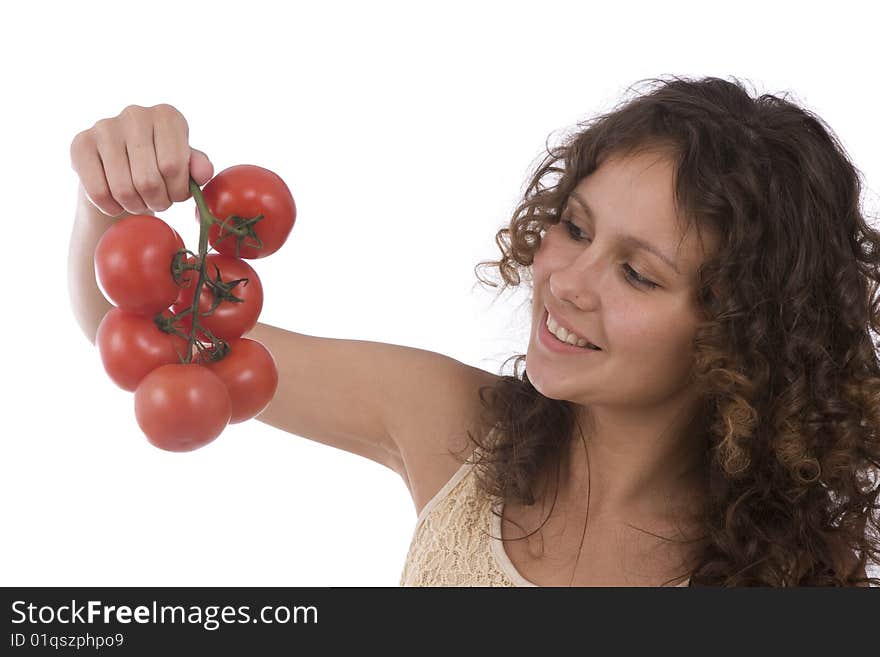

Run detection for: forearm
[[67, 183, 152, 345]]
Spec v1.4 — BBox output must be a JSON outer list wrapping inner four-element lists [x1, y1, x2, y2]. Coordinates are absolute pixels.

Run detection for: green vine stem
[[156, 175, 262, 364], [176, 175, 218, 364]]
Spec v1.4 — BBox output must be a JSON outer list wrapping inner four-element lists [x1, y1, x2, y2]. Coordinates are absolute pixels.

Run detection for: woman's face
[[527, 151, 717, 409]]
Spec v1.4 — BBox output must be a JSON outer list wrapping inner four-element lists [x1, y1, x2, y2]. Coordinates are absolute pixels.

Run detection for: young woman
[[68, 75, 880, 586]]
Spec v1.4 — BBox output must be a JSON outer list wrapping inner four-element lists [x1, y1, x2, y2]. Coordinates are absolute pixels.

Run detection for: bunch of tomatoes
[[93, 164, 296, 452]]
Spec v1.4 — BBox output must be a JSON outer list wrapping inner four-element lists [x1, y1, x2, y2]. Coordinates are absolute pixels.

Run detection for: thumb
[[188, 147, 214, 186]]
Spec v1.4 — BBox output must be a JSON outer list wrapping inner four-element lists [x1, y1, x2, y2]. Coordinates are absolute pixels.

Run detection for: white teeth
[[546, 313, 598, 349]]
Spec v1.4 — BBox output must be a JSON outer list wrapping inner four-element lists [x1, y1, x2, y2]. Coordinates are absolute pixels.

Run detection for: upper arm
[[385, 354, 501, 516], [243, 322, 413, 474], [241, 322, 497, 499]]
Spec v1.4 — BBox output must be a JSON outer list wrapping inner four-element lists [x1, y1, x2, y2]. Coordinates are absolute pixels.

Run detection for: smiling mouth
[[544, 309, 601, 350], [542, 308, 602, 351]]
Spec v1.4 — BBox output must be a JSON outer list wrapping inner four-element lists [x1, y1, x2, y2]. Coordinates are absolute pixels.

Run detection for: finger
[[189, 148, 214, 187], [154, 110, 191, 203], [72, 137, 125, 217], [124, 113, 172, 212], [93, 122, 151, 215]]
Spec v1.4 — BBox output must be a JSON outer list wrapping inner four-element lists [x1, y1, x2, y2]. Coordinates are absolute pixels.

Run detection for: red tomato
[[197, 164, 296, 259], [134, 364, 231, 452], [96, 308, 190, 391], [95, 214, 182, 315], [198, 338, 278, 423], [171, 254, 263, 341], [171, 227, 185, 251]]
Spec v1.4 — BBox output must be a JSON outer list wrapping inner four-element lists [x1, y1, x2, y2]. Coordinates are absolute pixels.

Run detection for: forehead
[[566, 152, 717, 273]]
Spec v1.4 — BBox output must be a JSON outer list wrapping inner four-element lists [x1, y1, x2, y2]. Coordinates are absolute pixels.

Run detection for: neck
[[549, 396, 710, 526]]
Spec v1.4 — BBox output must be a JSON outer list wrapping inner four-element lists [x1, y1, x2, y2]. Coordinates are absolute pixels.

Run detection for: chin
[[524, 350, 558, 397], [525, 350, 591, 404]]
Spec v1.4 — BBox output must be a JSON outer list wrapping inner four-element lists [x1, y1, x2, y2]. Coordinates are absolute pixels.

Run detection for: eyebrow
[[566, 191, 681, 275]]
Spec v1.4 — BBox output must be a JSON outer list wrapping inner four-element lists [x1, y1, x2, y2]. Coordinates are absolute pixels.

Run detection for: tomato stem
[[189, 175, 221, 230], [172, 177, 257, 364], [179, 176, 222, 364]]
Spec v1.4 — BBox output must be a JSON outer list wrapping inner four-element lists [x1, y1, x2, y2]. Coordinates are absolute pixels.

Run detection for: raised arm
[[67, 103, 499, 509]]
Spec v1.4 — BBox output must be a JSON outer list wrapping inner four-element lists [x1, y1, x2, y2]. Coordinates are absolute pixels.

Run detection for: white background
[[1, 0, 877, 586]]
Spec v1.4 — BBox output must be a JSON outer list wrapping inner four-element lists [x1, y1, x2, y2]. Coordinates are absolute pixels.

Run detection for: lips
[[544, 306, 601, 350]]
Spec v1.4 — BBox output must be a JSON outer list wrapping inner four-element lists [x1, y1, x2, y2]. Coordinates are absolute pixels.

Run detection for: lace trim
[[399, 455, 520, 586], [399, 446, 691, 587]]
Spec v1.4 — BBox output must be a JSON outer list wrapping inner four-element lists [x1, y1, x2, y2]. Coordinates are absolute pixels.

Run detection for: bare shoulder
[[387, 354, 501, 518]]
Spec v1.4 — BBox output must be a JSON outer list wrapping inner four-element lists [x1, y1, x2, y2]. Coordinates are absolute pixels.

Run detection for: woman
[[68, 75, 880, 586]]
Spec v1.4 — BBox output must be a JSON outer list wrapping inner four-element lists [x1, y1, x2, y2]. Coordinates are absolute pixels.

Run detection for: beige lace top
[[399, 445, 691, 587]]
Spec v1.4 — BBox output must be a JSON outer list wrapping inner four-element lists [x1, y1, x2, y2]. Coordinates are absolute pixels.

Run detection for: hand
[[69, 103, 214, 217]]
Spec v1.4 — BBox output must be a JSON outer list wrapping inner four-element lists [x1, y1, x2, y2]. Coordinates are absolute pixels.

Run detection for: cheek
[[531, 229, 560, 278], [607, 316, 650, 353], [613, 314, 697, 366], [606, 304, 674, 350], [532, 247, 548, 281]]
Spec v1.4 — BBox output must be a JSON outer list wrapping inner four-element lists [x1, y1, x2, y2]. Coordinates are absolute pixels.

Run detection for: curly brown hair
[[457, 75, 880, 586]]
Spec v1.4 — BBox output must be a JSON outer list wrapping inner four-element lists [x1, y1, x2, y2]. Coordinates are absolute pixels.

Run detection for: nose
[[548, 249, 602, 310]]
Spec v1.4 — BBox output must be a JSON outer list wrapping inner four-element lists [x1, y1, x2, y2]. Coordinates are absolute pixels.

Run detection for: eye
[[560, 218, 660, 291]]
